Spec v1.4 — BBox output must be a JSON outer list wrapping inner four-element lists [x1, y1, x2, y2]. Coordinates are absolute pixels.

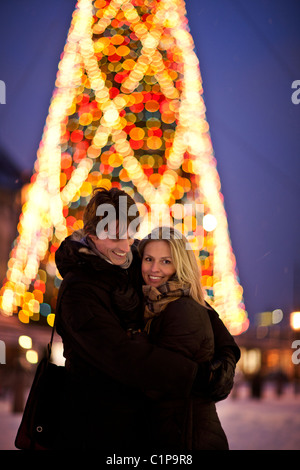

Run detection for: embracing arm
[[194, 303, 241, 401], [56, 280, 197, 399], [147, 298, 217, 395]]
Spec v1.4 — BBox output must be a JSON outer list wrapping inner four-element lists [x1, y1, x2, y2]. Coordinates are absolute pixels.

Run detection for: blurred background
[[0, 0, 299, 450]]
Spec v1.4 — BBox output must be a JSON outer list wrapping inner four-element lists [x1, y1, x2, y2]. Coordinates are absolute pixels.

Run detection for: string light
[[0, 0, 248, 335]]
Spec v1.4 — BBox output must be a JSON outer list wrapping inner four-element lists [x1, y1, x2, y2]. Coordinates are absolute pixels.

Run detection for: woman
[[139, 226, 230, 450]]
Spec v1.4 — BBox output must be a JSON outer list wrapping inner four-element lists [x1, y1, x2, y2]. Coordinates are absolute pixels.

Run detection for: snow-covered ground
[[216, 383, 300, 450]]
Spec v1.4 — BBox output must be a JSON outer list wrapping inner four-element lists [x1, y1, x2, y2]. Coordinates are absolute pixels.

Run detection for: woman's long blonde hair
[[138, 226, 205, 306]]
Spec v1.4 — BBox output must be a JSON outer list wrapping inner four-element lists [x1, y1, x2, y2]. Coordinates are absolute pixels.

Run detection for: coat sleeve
[[56, 280, 198, 399], [149, 298, 215, 364]]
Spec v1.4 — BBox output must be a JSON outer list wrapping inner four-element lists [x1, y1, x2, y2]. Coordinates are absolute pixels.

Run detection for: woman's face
[[141, 240, 176, 287]]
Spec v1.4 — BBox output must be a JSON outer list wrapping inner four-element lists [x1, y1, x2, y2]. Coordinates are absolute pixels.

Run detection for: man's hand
[[192, 356, 236, 402], [208, 357, 236, 402]]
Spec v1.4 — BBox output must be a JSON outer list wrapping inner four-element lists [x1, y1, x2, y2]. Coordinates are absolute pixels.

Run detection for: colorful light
[[290, 312, 300, 331], [0, 0, 248, 335]]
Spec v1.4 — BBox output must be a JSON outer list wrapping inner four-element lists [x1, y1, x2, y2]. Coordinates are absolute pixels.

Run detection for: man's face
[[89, 221, 134, 265]]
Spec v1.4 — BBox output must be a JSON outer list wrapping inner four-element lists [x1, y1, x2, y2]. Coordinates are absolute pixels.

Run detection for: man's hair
[[83, 187, 139, 238]]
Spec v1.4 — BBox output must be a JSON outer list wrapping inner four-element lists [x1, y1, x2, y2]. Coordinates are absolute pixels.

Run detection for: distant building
[[0, 146, 30, 283]]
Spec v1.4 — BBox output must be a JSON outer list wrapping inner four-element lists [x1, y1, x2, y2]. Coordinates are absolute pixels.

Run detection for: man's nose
[[118, 238, 131, 252]]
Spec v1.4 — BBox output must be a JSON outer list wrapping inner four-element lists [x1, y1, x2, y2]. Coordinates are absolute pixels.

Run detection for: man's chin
[[110, 253, 127, 265]]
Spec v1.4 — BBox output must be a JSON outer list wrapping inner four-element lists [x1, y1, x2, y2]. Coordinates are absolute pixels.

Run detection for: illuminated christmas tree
[[0, 0, 249, 335]]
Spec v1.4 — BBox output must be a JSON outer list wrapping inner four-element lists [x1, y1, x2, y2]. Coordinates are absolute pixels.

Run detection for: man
[[55, 187, 239, 449]]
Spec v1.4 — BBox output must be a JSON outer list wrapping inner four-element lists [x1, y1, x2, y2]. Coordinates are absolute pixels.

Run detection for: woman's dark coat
[[147, 297, 229, 450]]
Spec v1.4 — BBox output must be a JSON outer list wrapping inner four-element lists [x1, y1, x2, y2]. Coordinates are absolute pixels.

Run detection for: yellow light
[[1, 289, 14, 315], [290, 312, 300, 331], [47, 313, 55, 327], [18, 335, 32, 349], [103, 106, 120, 126], [242, 348, 261, 375], [26, 350, 38, 364]]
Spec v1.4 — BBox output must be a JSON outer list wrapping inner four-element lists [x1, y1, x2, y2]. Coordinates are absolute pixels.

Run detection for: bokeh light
[[18, 335, 32, 350], [0, 0, 248, 335]]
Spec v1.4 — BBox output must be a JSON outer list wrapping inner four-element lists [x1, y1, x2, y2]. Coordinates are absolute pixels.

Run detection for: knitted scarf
[[142, 278, 190, 333]]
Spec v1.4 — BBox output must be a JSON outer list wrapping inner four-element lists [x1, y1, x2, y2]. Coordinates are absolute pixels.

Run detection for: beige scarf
[[142, 278, 190, 333]]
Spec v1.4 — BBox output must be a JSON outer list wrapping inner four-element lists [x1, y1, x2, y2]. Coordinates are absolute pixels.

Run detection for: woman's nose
[[150, 261, 160, 272]]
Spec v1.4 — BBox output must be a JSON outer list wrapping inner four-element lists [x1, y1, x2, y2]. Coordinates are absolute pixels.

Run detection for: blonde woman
[[139, 227, 236, 450]]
